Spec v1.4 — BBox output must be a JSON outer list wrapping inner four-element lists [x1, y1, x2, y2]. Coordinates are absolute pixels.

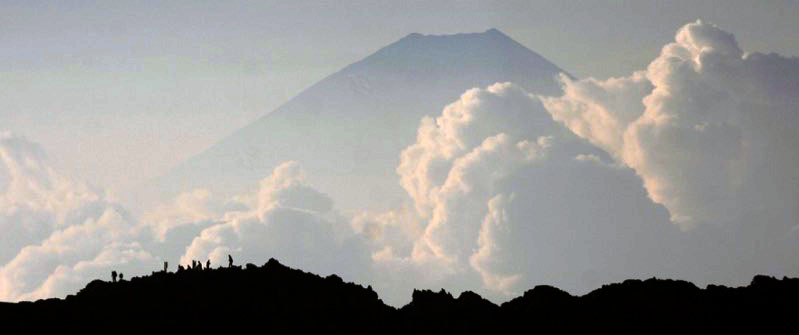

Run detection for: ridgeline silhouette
[[0, 258, 796, 333]]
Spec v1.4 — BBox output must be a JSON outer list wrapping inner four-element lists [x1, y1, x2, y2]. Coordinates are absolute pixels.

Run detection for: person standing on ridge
[[228, 255, 233, 268]]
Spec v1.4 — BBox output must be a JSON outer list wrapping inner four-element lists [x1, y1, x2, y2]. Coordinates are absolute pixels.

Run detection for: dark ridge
[[1, 259, 797, 333]]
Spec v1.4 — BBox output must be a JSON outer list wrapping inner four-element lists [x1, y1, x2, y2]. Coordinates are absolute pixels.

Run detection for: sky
[[1, 1, 799, 305], [1, 0, 797, 193]]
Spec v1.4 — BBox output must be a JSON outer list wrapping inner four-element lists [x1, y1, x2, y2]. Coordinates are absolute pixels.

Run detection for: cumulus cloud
[[0, 133, 153, 301], [142, 189, 223, 242], [542, 20, 799, 229], [469, 194, 521, 293], [0, 147, 371, 301], [364, 82, 675, 300], [351, 206, 423, 262], [0, 208, 153, 301], [389, 84, 555, 279], [180, 161, 371, 280], [409, 133, 551, 267], [397, 83, 556, 218], [0, 133, 104, 264], [0, 131, 375, 302], [364, 22, 799, 298]]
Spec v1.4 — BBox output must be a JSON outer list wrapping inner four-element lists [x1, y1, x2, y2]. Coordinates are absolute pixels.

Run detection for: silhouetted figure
[[197, 262, 203, 270], [177, 265, 185, 272], [192, 260, 197, 270], [228, 255, 233, 268], [111, 271, 117, 283], [164, 261, 168, 272], [206, 260, 211, 270], [119, 273, 124, 281]]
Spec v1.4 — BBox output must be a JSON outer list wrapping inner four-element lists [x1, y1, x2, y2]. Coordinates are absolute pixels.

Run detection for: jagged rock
[[1, 259, 797, 333]]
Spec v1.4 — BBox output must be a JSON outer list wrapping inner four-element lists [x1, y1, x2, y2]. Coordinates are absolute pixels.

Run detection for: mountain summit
[[153, 29, 569, 210]]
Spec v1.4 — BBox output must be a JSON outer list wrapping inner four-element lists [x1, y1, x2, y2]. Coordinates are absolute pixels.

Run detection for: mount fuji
[[152, 28, 570, 211]]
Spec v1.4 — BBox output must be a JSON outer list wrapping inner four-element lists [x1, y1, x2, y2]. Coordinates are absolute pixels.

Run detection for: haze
[[1, 1, 798, 305]]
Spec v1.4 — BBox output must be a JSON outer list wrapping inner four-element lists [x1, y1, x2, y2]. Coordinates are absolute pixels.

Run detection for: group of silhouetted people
[[112, 255, 236, 282], [176, 259, 211, 272]]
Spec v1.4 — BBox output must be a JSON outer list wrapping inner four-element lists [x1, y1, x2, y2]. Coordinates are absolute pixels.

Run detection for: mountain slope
[[151, 29, 570, 210]]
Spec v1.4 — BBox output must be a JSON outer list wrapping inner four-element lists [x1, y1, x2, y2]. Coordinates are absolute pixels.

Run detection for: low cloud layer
[[1, 21, 798, 306], [0, 140, 370, 301]]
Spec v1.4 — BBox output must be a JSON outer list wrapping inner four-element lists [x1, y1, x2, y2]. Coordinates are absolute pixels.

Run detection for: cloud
[[469, 194, 521, 293], [397, 83, 556, 218], [142, 189, 223, 242], [0, 208, 153, 301], [351, 206, 423, 262], [180, 161, 371, 280], [365, 22, 799, 298], [0, 151, 371, 301], [366, 82, 676, 300], [0, 134, 153, 300], [0, 132, 105, 264], [409, 132, 551, 268], [0, 133, 374, 302], [542, 20, 799, 229], [389, 84, 555, 278]]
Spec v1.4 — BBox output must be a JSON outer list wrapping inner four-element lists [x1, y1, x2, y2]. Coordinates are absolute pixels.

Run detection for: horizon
[[5, 257, 797, 333], [4, 255, 794, 306]]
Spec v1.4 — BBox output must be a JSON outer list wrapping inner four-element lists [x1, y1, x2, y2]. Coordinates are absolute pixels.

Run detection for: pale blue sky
[[2, 0, 797, 193]]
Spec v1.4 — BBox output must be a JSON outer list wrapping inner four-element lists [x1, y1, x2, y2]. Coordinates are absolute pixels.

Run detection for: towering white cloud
[[542, 20, 799, 229], [367, 82, 675, 300], [390, 84, 554, 278], [397, 83, 555, 218]]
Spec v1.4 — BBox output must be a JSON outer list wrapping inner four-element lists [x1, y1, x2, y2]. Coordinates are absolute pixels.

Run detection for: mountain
[[150, 29, 570, 210], [1, 258, 797, 333]]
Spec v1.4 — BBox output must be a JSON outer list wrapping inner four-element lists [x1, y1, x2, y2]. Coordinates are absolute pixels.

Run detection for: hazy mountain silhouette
[[148, 29, 570, 211], [1, 258, 796, 333]]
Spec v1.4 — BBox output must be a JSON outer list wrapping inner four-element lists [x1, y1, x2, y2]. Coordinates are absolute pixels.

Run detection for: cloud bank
[[0, 142, 370, 301]]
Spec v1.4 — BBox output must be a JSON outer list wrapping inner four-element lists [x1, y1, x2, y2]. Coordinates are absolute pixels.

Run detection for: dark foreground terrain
[[1, 259, 796, 333]]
